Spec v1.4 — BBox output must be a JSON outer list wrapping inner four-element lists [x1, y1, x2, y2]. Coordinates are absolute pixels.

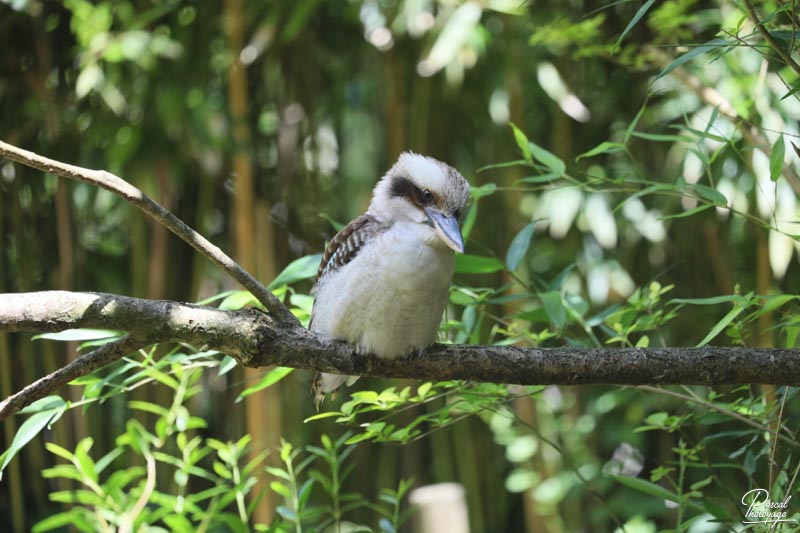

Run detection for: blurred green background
[[2, 0, 800, 531]]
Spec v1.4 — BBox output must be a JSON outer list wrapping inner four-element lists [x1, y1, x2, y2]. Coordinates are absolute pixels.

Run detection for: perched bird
[[310, 152, 470, 408]]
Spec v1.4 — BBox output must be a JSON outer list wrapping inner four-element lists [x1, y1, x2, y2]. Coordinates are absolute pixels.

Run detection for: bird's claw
[[407, 347, 426, 362]]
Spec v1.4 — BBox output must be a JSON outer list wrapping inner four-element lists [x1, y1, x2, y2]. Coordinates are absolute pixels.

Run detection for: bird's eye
[[421, 189, 433, 203]]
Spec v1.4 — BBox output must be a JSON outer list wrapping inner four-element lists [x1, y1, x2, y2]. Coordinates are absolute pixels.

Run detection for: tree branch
[[2, 291, 799, 420], [0, 140, 298, 325]]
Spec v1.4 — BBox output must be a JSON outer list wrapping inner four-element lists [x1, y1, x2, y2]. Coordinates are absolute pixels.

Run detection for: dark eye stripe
[[390, 176, 436, 207]]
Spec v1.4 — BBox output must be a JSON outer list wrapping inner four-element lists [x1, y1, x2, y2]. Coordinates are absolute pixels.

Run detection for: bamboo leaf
[[576, 141, 625, 161], [268, 254, 323, 289], [696, 305, 745, 347], [510, 123, 532, 162], [1, 407, 63, 480], [455, 254, 505, 274], [506, 222, 536, 271], [528, 140, 566, 177], [237, 367, 294, 402], [693, 184, 727, 205], [770, 135, 785, 182], [614, 0, 657, 51], [654, 38, 728, 80], [610, 473, 681, 502], [541, 291, 567, 329]]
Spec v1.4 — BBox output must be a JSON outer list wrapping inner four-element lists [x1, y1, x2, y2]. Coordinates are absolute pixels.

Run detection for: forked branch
[[0, 140, 298, 325]]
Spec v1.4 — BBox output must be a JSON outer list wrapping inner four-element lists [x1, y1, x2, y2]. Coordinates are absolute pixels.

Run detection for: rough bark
[[2, 291, 799, 420]]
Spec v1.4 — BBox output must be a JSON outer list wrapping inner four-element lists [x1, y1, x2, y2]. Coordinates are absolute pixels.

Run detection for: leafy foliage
[[2, 0, 800, 531]]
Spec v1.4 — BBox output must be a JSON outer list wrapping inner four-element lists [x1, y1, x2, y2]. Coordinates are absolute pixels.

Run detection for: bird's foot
[[407, 347, 426, 362]]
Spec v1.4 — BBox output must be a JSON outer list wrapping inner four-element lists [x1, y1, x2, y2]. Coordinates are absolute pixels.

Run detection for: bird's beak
[[425, 207, 465, 253]]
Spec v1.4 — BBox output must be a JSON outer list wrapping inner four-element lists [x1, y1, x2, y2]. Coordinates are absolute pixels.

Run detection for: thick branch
[[2, 291, 800, 420], [0, 140, 298, 325]]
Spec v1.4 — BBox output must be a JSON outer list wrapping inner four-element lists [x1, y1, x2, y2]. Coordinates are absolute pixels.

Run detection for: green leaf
[[470, 183, 497, 199], [519, 173, 560, 184], [576, 141, 625, 161], [162, 515, 194, 532], [506, 222, 536, 271], [32, 512, 80, 533], [270, 481, 292, 499], [540, 291, 566, 329], [670, 295, 742, 306], [1, 407, 63, 480], [461, 202, 478, 241], [298, 478, 314, 508], [770, 135, 785, 181], [690, 475, 713, 491], [17, 395, 67, 415], [758, 294, 797, 315], [614, 184, 674, 211], [476, 159, 528, 172], [33, 329, 122, 342], [219, 291, 259, 311], [127, 400, 168, 417], [455, 254, 504, 274], [510, 123, 531, 162], [195, 290, 237, 306], [74, 438, 97, 482], [609, 473, 680, 502], [547, 263, 577, 292], [625, 101, 648, 143], [659, 204, 713, 219], [217, 355, 238, 376], [693, 184, 727, 205], [417, 382, 433, 398], [629, 131, 693, 143], [237, 367, 294, 402], [780, 84, 800, 101], [44, 442, 75, 462], [319, 213, 345, 232], [614, 0, 657, 51], [276, 505, 298, 521], [696, 305, 745, 347], [304, 411, 345, 423], [268, 253, 323, 290], [654, 38, 728, 80], [528, 140, 566, 177], [703, 498, 734, 521]]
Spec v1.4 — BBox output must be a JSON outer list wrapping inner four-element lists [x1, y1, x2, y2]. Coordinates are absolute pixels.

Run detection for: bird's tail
[[312, 372, 361, 411]]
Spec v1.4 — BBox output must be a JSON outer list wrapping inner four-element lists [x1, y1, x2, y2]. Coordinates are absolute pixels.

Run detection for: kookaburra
[[310, 152, 470, 407]]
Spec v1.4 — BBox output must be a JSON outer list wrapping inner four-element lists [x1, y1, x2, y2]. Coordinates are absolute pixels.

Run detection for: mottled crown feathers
[[371, 152, 470, 218]]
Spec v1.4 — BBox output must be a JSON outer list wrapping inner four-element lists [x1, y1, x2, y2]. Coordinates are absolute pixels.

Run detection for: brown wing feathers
[[316, 214, 385, 281]]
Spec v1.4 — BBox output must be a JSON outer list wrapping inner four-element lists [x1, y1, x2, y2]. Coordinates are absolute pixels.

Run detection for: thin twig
[[120, 452, 157, 533], [743, 0, 800, 78], [647, 46, 800, 197], [0, 335, 147, 419], [0, 140, 298, 325]]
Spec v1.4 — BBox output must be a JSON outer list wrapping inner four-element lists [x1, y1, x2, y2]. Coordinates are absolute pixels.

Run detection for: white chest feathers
[[310, 221, 455, 359]]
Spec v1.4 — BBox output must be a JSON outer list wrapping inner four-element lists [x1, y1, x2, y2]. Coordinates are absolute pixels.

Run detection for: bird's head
[[369, 152, 470, 253]]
